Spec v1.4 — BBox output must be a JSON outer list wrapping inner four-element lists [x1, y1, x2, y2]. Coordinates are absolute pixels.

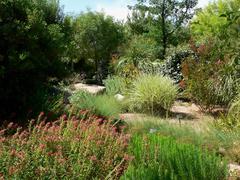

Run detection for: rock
[[73, 83, 105, 94], [149, 128, 158, 134], [228, 164, 240, 177], [190, 103, 200, 112], [114, 94, 125, 101]]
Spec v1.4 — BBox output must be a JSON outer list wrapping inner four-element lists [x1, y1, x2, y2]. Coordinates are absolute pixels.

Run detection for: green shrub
[[0, 115, 130, 179], [94, 95, 122, 117], [70, 91, 122, 118], [103, 76, 127, 95], [115, 62, 140, 86], [215, 93, 240, 131], [138, 47, 193, 84], [122, 134, 228, 180], [118, 35, 159, 68], [69, 91, 95, 111], [0, 0, 69, 118], [128, 75, 178, 115], [182, 39, 239, 111], [228, 93, 240, 120], [27, 86, 65, 119]]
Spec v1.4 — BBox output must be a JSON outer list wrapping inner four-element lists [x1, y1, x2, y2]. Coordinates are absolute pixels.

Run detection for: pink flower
[[61, 114, 67, 120], [90, 155, 97, 161], [0, 137, 6, 143], [8, 166, 17, 175], [39, 112, 45, 117], [39, 144, 46, 151], [10, 149, 17, 157], [0, 129, 6, 136], [96, 140, 103, 146], [19, 131, 29, 139], [124, 154, 134, 161]]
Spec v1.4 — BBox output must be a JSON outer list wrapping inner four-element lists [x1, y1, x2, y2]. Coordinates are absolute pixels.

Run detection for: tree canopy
[[0, 0, 68, 117], [128, 0, 198, 59], [71, 12, 124, 83]]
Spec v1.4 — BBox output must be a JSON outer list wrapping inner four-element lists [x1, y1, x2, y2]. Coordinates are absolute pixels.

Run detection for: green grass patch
[[70, 90, 122, 118], [122, 134, 228, 180]]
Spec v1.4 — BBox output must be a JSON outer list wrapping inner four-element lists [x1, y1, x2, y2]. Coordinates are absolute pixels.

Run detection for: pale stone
[[74, 83, 105, 94], [114, 94, 125, 101]]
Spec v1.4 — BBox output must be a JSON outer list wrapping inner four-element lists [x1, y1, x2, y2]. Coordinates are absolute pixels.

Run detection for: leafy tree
[[128, 0, 198, 59], [0, 0, 68, 119], [191, 0, 240, 63], [191, 0, 240, 40], [72, 12, 124, 83], [120, 35, 159, 67]]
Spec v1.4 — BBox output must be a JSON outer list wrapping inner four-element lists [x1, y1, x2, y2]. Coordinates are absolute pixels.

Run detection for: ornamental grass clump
[[122, 134, 228, 180], [0, 113, 131, 179], [128, 74, 178, 115], [70, 91, 122, 118]]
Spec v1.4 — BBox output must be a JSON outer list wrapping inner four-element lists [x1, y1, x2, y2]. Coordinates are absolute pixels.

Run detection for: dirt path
[[121, 101, 214, 131]]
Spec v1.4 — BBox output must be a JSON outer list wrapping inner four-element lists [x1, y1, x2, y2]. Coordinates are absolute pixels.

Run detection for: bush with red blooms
[[182, 39, 238, 111], [0, 113, 131, 179]]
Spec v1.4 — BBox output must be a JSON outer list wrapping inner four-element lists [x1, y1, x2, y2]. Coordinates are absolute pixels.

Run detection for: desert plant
[[103, 76, 127, 95], [121, 134, 228, 180], [128, 75, 178, 115], [0, 114, 130, 179], [70, 91, 122, 118]]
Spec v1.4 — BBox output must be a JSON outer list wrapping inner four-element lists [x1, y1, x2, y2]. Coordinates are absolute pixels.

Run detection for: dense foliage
[[128, 0, 197, 59], [1, 0, 240, 178], [183, 0, 240, 111], [103, 76, 127, 95], [0, 0, 69, 119], [69, 12, 125, 83]]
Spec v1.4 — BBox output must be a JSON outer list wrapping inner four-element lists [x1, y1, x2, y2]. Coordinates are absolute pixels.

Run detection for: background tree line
[[0, 0, 239, 121]]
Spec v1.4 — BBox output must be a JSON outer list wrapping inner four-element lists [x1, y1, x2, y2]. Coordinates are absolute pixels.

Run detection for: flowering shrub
[[0, 114, 131, 179], [182, 39, 239, 111]]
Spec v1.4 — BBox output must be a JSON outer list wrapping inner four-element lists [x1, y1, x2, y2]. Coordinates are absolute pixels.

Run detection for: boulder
[[114, 94, 125, 101], [228, 163, 240, 178], [73, 83, 105, 94]]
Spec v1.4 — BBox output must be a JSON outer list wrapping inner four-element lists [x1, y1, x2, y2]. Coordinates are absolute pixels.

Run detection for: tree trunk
[[161, 0, 167, 59]]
